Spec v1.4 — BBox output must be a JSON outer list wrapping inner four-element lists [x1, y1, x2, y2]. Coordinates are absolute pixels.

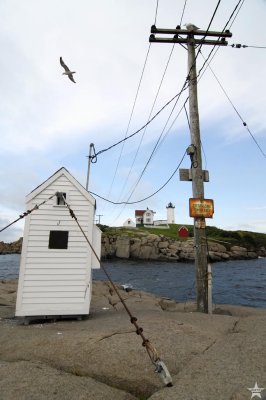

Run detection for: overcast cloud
[[0, 0, 266, 242]]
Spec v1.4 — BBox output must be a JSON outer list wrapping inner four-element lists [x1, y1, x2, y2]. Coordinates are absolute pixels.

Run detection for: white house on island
[[135, 208, 156, 226], [15, 167, 101, 319]]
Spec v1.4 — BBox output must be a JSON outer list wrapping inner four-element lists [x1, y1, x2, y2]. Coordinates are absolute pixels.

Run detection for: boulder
[[247, 251, 258, 259], [208, 251, 222, 262], [208, 242, 227, 253], [138, 245, 159, 260], [115, 237, 130, 259], [158, 241, 169, 249]]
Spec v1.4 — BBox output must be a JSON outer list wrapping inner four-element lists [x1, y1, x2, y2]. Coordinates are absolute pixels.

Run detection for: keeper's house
[[15, 167, 101, 319]]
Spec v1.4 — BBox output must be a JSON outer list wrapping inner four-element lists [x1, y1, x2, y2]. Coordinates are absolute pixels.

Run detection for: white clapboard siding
[[19, 304, 90, 314], [15, 167, 100, 317], [23, 286, 85, 292]]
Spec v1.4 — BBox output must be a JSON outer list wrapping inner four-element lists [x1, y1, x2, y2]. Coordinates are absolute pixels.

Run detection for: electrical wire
[[95, 0, 245, 221], [116, 44, 176, 203], [195, 0, 223, 60], [228, 0, 245, 28], [89, 150, 186, 205], [154, 0, 159, 25], [92, 86, 188, 161], [200, 53, 266, 160], [123, 0, 223, 203], [115, 0, 191, 204], [179, 0, 188, 26], [231, 44, 266, 49], [123, 80, 188, 203], [101, 0, 159, 207], [102, 43, 152, 204], [93, 0, 223, 164], [197, 0, 245, 79]]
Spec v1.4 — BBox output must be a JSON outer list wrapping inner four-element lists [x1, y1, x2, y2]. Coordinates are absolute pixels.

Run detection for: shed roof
[[179, 226, 189, 231], [26, 167, 96, 206]]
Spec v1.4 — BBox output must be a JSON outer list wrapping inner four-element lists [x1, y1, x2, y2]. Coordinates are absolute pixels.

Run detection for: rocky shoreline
[[1, 234, 266, 262], [101, 232, 266, 262], [0, 279, 266, 400]]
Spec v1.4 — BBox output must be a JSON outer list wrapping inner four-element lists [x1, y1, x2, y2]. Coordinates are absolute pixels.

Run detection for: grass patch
[[97, 224, 266, 249]]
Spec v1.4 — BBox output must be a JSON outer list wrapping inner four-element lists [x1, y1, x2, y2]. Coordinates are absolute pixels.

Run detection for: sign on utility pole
[[150, 25, 232, 312]]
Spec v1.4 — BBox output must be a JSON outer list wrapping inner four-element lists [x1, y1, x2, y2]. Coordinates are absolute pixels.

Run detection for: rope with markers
[[0, 194, 57, 233], [58, 192, 173, 386]]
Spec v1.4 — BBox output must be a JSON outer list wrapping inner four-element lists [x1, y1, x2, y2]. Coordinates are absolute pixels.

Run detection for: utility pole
[[150, 25, 232, 312], [96, 214, 103, 224], [187, 36, 208, 311], [86, 143, 95, 191]]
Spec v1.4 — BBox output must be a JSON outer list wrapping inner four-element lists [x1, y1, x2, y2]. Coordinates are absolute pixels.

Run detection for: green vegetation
[[97, 224, 266, 249]]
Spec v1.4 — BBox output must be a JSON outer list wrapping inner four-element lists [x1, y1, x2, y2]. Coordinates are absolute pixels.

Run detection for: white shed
[[15, 167, 101, 319], [123, 218, 136, 228]]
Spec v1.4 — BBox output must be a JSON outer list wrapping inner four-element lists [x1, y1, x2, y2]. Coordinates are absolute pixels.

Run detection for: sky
[[1, 0, 266, 242]]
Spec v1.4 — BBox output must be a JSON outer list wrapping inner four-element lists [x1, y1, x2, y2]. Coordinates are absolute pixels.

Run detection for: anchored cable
[[89, 150, 186, 205], [91, 87, 188, 161], [58, 192, 172, 385], [200, 52, 266, 160], [0, 194, 57, 233], [231, 43, 266, 49], [197, 0, 245, 79]]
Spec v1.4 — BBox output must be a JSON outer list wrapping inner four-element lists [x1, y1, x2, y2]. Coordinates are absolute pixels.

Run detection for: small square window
[[49, 231, 69, 249], [56, 192, 66, 206]]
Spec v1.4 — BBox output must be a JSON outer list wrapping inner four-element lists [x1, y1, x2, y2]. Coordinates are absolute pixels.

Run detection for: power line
[[227, 0, 245, 28], [123, 80, 189, 204], [224, 0, 245, 30], [197, 0, 245, 78], [103, 43, 152, 203], [116, 44, 176, 203], [179, 0, 188, 26], [154, 0, 159, 25], [116, 0, 223, 216], [89, 150, 186, 205], [92, 86, 187, 161], [195, 0, 223, 58], [231, 44, 266, 49], [126, 0, 223, 199], [200, 52, 266, 160], [102, 0, 160, 206]]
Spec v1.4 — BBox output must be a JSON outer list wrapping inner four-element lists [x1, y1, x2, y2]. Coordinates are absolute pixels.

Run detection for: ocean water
[[1, 254, 265, 308]]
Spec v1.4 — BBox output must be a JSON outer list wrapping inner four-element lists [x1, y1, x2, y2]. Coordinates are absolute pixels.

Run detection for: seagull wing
[[68, 74, 76, 83], [60, 57, 70, 72]]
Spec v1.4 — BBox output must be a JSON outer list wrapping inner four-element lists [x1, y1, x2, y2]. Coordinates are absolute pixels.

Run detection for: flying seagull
[[60, 57, 76, 83], [184, 23, 200, 32]]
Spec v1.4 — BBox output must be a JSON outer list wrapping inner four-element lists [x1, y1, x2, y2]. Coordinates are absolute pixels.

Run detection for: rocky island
[[1, 228, 266, 262]]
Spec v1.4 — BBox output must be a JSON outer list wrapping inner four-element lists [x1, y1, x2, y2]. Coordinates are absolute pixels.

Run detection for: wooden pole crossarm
[[149, 36, 228, 46], [150, 25, 232, 38]]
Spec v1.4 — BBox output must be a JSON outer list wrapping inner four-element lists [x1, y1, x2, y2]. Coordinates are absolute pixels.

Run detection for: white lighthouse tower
[[166, 202, 175, 224]]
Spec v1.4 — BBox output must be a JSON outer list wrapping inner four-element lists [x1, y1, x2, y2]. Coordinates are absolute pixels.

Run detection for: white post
[[207, 263, 212, 314]]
